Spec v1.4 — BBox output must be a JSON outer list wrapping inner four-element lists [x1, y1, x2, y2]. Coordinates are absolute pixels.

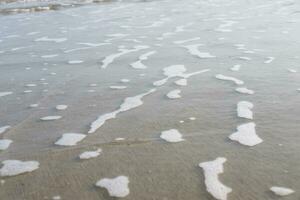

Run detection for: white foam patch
[[215, 74, 244, 85], [101, 45, 149, 69], [40, 116, 62, 121], [56, 105, 68, 110], [270, 186, 295, 196], [29, 104, 39, 108], [183, 44, 216, 58], [88, 89, 156, 133], [230, 65, 241, 71], [35, 37, 67, 43], [110, 86, 127, 90], [64, 47, 91, 53], [173, 37, 200, 44], [166, 90, 181, 99], [68, 60, 83, 64], [25, 84, 36, 88], [237, 101, 253, 119], [0, 160, 39, 177], [96, 176, 129, 197], [0, 126, 10, 135], [0, 139, 13, 150], [287, 68, 297, 73], [52, 196, 61, 200], [0, 92, 13, 97], [79, 148, 102, 160], [77, 42, 109, 47], [199, 157, 232, 200], [130, 60, 147, 69], [264, 57, 274, 64], [153, 65, 210, 86], [55, 133, 86, 146], [175, 79, 187, 86], [229, 122, 263, 146], [160, 129, 184, 143], [131, 50, 155, 69], [239, 56, 251, 61], [41, 54, 58, 58], [24, 90, 32, 93], [235, 87, 254, 95], [120, 79, 130, 83]]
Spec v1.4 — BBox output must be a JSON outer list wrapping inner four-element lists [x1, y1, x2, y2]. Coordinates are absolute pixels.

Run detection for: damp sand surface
[[0, 0, 300, 200]]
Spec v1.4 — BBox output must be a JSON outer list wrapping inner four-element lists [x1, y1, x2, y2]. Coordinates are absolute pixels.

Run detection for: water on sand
[[0, 0, 300, 199]]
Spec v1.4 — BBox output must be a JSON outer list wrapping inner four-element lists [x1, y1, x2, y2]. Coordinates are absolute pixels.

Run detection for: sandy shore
[[0, 0, 300, 199]]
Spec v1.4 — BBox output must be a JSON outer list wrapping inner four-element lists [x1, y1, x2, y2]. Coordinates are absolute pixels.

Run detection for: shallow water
[[0, 0, 300, 199]]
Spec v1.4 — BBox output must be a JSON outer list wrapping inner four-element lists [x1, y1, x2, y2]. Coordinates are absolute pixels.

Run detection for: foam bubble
[[237, 101, 253, 119], [79, 148, 102, 160], [88, 89, 156, 133], [230, 65, 241, 71], [56, 105, 68, 110], [40, 116, 62, 121], [96, 176, 130, 198], [199, 157, 232, 200], [120, 79, 130, 83], [0, 160, 39, 177], [166, 90, 181, 99], [55, 133, 86, 146], [101, 46, 149, 69], [287, 68, 297, 73], [110, 86, 127, 90], [229, 122, 263, 146], [216, 74, 244, 85], [160, 129, 184, 143], [235, 87, 254, 95], [0, 92, 13, 97], [0, 126, 10, 135], [35, 37, 67, 43], [173, 37, 200, 44], [68, 60, 83, 64], [175, 79, 187, 86], [264, 57, 274, 64], [270, 186, 294, 196], [183, 44, 216, 58], [0, 139, 12, 150], [153, 65, 209, 86]]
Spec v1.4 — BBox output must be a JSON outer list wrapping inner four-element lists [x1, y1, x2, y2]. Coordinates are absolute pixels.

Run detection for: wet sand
[[0, 0, 300, 199]]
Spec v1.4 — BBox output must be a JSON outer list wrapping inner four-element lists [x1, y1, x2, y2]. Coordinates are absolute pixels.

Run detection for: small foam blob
[[40, 116, 62, 121], [68, 60, 83, 64], [215, 74, 244, 85], [166, 90, 181, 99], [0, 92, 13, 97], [237, 101, 253, 119], [160, 129, 184, 143], [235, 87, 254, 95], [287, 68, 297, 73], [229, 122, 263, 146], [230, 65, 241, 71], [110, 86, 127, 90], [183, 44, 216, 58], [55, 133, 86, 146], [96, 176, 130, 198], [0, 160, 39, 177], [199, 157, 232, 200], [0, 139, 13, 150], [56, 105, 68, 110], [175, 79, 187, 86], [270, 186, 294, 196], [0, 126, 10, 135], [79, 148, 102, 160]]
